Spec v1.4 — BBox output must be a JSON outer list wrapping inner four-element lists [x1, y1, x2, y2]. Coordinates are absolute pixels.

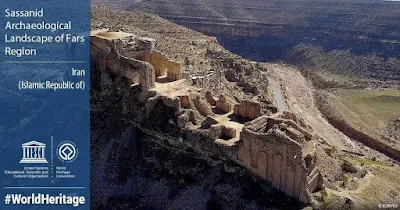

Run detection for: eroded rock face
[[341, 160, 358, 173], [90, 123, 306, 210], [177, 109, 196, 128], [387, 119, 400, 142], [201, 116, 218, 128]]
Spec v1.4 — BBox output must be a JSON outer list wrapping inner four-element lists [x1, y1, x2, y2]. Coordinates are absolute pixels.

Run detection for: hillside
[[90, 5, 400, 209], [132, 0, 400, 59], [132, 0, 400, 33]]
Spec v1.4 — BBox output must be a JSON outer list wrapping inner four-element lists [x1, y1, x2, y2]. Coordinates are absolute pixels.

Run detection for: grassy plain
[[331, 89, 400, 130]]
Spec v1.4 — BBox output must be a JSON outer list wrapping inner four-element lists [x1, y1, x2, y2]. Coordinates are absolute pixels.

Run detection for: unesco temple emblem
[[19, 141, 48, 164]]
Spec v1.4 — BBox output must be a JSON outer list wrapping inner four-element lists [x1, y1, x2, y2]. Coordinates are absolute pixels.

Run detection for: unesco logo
[[57, 141, 78, 162], [19, 141, 48, 164]]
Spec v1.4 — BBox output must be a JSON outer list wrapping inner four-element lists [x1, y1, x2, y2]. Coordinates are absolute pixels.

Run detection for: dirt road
[[266, 64, 356, 150], [269, 78, 288, 112]]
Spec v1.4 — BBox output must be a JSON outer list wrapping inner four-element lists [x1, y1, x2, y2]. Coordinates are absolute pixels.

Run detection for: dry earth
[[266, 64, 400, 208], [91, 5, 400, 209], [266, 64, 356, 150]]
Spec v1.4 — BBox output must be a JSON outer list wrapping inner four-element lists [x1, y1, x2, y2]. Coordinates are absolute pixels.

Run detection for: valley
[[89, 2, 400, 209]]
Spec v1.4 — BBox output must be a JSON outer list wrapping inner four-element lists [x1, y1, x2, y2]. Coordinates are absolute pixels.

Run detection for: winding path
[[269, 78, 288, 112]]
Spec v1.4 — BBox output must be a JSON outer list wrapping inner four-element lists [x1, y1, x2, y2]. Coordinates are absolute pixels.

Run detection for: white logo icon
[[20, 141, 48, 164], [57, 142, 77, 162]]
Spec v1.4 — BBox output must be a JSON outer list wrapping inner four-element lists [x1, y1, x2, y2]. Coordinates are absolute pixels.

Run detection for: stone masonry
[[91, 29, 157, 90], [90, 29, 323, 204], [235, 115, 322, 203], [234, 99, 262, 120]]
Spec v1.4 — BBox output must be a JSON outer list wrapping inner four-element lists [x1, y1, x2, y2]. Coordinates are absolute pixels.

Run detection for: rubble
[[90, 20, 323, 205]]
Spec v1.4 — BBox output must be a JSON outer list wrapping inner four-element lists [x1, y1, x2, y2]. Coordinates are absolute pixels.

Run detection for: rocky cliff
[[132, 0, 400, 60], [90, 5, 400, 210]]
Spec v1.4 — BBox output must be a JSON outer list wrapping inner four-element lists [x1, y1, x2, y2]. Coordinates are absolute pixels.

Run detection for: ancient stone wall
[[193, 95, 213, 117], [233, 100, 262, 120], [266, 116, 313, 142], [215, 95, 232, 113], [137, 37, 155, 52], [91, 36, 155, 90], [235, 116, 322, 203], [307, 168, 323, 195], [137, 51, 181, 81]]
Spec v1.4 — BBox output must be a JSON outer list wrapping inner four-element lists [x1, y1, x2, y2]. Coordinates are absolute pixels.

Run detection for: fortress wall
[[106, 56, 138, 81], [284, 165, 295, 197], [107, 55, 155, 90], [91, 37, 111, 53], [91, 37, 156, 90], [137, 51, 181, 81], [266, 117, 312, 142], [283, 119, 313, 140], [243, 115, 269, 131], [285, 127, 306, 143], [279, 144, 288, 190], [257, 151, 267, 179], [215, 95, 232, 113], [216, 101, 232, 113], [193, 95, 213, 117], [236, 116, 310, 203], [91, 30, 322, 204], [249, 134, 260, 168], [234, 100, 262, 120]]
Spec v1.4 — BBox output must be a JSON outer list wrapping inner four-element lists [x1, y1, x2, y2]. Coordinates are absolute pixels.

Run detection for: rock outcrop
[[90, 27, 323, 204]]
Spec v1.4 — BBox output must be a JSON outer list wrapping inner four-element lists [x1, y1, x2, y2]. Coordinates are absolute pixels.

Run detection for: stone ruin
[[90, 29, 183, 90], [90, 29, 155, 90], [174, 92, 323, 202], [172, 89, 323, 203], [184, 91, 323, 203], [90, 29, 323, 204], [215, 94, 232, 113], [235, 112, 322, 203], [234, 99, 262, 120], [137, 51, 182, 82]]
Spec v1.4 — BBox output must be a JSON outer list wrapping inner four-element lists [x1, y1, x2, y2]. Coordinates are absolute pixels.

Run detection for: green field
[[332, 89, 400, 130], [315, 71, 356, 88]]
